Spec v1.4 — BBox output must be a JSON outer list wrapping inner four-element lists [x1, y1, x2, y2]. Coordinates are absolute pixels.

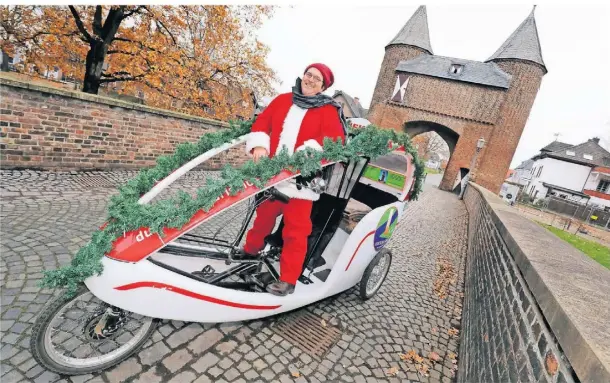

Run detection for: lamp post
[[459, 137, 486, 200]]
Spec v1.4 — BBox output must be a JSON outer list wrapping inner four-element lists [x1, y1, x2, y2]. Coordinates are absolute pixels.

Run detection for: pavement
[[0, 169, 467, 383]]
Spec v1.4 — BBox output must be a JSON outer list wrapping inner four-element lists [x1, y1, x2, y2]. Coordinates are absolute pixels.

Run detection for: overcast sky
[[256, 4, 610, 168]]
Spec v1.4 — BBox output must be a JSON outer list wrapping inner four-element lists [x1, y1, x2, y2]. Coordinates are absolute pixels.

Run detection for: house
[[332, 91, 368, 118], [425, 153, 441, 170], [507, 158, 534, 187], [524, 137, 610, 209]]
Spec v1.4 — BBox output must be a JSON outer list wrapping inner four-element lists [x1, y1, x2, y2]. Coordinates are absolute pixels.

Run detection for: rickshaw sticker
[[363, 165, 406, 190], [374, 207, 399, 250]]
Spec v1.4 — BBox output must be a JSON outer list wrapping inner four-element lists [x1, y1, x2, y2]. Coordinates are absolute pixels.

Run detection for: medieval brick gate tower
[[368, 6, 547, 193]]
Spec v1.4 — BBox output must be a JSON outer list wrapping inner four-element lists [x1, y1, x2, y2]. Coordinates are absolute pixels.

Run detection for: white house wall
[[588, 195, 610, 209], [526, 158, 591, 200]]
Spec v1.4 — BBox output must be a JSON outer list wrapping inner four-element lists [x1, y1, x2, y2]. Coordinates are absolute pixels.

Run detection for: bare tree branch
[[92, 6, 103, 37], [68, 6, 92, 42]]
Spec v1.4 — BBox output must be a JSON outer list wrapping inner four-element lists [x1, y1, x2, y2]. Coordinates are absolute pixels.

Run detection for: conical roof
[[486, 7, 546, 73], [386, 5, 433, 54]]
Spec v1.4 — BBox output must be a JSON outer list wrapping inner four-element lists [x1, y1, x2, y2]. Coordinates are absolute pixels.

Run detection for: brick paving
[[0, 170, 466, 383]]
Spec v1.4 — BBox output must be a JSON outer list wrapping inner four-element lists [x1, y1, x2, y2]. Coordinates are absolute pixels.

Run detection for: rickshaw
[[30, 132, 417, 375]]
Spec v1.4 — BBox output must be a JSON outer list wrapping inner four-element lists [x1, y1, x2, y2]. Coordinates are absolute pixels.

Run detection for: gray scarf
[[292, 78, 349, 135]]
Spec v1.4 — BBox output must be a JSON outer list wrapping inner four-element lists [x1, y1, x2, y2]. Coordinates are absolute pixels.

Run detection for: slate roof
[[396, 55, 512, 89], [540, 141, 572, 153], [333, 90, 367, 118], [386, 6, 433, 54], [542, 183, 589, 198], [486, 7, 547, 73], [515, 158, 534, 170], [538, 138, 610, 167]]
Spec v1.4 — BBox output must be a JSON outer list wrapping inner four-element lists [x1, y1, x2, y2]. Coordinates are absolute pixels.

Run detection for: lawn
[[539, 223, 610, 270], [425, 167, 442, 174]]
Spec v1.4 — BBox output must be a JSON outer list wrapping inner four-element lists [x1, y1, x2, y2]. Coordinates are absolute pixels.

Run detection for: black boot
[[266, 281, 295, 296], [232, 248, 257, 261]]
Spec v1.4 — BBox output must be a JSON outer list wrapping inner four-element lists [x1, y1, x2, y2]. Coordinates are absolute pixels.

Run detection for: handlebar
[[267, 187, 290, 204]]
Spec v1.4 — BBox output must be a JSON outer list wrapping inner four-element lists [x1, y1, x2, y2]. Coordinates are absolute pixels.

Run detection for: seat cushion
[[339, 199, 372, 233]]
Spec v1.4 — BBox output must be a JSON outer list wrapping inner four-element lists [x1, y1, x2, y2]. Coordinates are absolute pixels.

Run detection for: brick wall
[[369, 45, 429, 112], [0, 78, 250, 170], [460, 183, 597, 383], [474, 61, 545, 193], [404, 75, 506, 124]]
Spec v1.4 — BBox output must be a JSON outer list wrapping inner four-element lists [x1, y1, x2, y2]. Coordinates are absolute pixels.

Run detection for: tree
[[1, 5, 278, 120], [410, 132, 449, 160]]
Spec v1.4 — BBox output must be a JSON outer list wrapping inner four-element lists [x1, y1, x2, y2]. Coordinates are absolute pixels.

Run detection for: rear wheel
[[30, 285, 158, 375], [359, 249, 392, 300]]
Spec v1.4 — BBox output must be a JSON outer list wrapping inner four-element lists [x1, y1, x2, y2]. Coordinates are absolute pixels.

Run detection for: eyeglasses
[[304, 71, 323, 84]]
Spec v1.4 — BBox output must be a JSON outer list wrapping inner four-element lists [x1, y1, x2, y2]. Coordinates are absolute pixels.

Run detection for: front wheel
[[30, 285, 158, 376], [359, 249, 392, 300]]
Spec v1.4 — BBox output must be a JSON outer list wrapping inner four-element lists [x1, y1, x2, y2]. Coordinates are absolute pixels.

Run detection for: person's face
[[302, 67, 325, 96]]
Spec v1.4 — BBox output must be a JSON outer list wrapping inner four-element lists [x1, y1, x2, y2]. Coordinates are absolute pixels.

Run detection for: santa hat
[[305, 63, 334, 89]]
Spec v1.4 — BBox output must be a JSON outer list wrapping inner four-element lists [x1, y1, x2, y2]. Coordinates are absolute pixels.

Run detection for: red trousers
[[243, 198, 313, 285]]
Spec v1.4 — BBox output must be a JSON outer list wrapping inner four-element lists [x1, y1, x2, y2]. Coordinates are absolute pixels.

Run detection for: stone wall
[[459, 183, 610, 383], [0, 77, 250, 170]]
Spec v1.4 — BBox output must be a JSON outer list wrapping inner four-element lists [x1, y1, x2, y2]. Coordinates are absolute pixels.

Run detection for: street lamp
[[458, 137, 486, 200]]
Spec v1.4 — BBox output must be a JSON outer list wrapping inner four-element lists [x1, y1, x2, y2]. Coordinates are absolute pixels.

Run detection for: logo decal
[[374, 207, 398, 250]]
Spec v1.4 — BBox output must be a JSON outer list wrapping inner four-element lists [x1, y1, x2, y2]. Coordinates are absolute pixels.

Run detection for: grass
[[538, 223, 610, 269], [424, 167, 442, 174]]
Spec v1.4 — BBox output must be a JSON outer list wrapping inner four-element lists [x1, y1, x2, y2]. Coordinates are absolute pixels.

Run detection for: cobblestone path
[[1, 170, 467, 383]]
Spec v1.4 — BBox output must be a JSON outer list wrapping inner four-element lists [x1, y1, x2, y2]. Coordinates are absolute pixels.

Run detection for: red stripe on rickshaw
[[114, 281, 281, 310], [345, 231, 375, 271]]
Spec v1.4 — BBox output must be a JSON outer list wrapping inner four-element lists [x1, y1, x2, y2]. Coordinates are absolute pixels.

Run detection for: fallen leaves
[[320, 319, 327, 328], [433, 257, 456, 300], [291, 371, 301, 378], [545, 351, 559, 375], [386, 366, 399, 376], [448, 328, 459, 337], [397, 349, 439, 377]]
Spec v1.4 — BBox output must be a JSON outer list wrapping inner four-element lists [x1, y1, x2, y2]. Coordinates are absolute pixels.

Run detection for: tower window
[[449, 64, 464, 75]]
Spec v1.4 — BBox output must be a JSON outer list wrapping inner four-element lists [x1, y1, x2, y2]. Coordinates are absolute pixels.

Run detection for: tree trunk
[[82, 39, 107, 94], [1, 50, 10, 72]]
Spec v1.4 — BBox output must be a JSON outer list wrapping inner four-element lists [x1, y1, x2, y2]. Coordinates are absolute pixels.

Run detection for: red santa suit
[[243, 92, 345, 285]]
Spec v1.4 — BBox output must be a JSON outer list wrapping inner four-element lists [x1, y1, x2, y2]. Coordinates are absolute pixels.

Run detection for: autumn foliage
[[1, 5, 278, 120]]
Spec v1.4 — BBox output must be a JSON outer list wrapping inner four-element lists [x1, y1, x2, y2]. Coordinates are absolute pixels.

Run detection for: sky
[[256, 4, 610, 168]]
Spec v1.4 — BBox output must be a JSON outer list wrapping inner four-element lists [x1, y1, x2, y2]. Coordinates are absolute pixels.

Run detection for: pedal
[[192, 265, 215, 278]]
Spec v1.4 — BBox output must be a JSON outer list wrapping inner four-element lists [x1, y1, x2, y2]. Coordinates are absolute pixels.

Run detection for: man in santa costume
[[241, 63, 347, 296]]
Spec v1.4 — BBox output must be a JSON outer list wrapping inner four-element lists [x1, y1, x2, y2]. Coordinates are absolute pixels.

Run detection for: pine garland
[[41, 121, 424, 296]]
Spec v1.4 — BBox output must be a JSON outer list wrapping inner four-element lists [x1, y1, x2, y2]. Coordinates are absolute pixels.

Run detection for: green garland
[[41, 121, 424, 296]]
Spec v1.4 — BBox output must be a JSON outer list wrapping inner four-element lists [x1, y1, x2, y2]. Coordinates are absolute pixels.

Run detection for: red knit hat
[[304, 63, 334, 89]]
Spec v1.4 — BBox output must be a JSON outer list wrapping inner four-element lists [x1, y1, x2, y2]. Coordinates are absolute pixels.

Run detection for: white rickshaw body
[[82, 133, 417, 323], [31, 130, 419, 376]]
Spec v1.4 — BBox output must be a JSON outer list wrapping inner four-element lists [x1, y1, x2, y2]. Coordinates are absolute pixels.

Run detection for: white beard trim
[[278, 105, 307, 155], [245, 132, 270, 155], [296, 139, 323, 152]]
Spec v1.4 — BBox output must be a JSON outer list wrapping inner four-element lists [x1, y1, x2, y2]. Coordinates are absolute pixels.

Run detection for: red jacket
[[246, 92, 346, 200]]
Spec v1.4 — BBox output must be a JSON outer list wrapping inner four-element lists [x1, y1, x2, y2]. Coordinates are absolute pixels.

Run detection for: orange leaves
[[545, 351, 559, 376], [448, 328, 459, 337], [433, 256, 456, 300], [4, 5, 277, 121], [386, 366, 399, 376]]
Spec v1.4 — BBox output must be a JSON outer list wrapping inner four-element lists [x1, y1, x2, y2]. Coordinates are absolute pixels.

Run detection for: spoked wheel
[[31, 285, 158, 375], [359, 249, 392, 300]]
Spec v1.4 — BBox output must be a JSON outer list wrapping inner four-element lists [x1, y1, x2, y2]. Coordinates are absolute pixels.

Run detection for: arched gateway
[[367, 6, 547, 193]]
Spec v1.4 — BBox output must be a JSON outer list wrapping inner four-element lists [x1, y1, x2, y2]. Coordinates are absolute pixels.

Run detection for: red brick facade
[[368, 47, 544, 193], [0, 78, 250, 170]]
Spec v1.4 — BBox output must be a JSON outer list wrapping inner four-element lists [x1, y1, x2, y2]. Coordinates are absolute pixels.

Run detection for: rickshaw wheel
[[359, 249, 392, 300], [30, 285, 158, 375]]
